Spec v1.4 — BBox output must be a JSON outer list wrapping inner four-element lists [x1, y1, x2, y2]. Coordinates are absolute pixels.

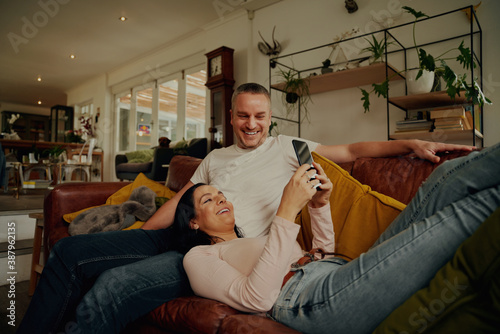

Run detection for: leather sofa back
[[166, 155, 202, 192]]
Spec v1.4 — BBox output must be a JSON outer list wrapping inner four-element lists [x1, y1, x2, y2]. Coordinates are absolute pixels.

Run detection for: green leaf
[[419, 49, 435, 72], [360, 88, 371, 113], [456, 41, 475, 70], [373, 81, 389, 98], [402, 6, 429, 19]]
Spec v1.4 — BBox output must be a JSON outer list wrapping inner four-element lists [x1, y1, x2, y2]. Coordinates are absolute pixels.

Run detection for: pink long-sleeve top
[[183, 203, 335, 313]]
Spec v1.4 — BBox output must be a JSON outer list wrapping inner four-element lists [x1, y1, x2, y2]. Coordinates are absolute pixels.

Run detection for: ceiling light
[[69, 54, 76, 59], [37, 100, 42, 105], [119, 16, 127, 22], [37, 75, 42, 82]]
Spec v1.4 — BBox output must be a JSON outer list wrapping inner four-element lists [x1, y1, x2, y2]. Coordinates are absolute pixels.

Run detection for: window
[[185, 71, 207, 140], [135, 86, 153, 149], [116, 93, 131, 152], [114, 67, 206, 153], [158, 79, 179, 141]]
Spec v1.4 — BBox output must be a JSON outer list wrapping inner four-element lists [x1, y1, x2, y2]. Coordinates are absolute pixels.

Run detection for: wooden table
[[0, 139, 84, 153]]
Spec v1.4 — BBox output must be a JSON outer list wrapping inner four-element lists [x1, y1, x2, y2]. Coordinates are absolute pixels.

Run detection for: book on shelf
[[430, 105, 475, 132], [430, 106, 465, 119], [395, 119, 433, 132]]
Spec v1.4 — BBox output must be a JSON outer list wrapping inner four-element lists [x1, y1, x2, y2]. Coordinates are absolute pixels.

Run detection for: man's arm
[[315, 139, 475, 164], [141, 181, 195, 230]]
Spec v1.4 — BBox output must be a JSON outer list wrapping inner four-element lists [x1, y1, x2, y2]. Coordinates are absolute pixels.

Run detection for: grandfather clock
[[205, 46, 235, 149]]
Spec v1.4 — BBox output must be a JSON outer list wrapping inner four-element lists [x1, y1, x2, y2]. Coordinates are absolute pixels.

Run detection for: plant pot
[[285, 92, 299, 104], [406, 69, 435, 95]]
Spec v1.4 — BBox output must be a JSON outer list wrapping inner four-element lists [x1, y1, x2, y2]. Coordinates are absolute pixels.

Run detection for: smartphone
[[292, 139, 313, 166], [292, 140, 321, 190]]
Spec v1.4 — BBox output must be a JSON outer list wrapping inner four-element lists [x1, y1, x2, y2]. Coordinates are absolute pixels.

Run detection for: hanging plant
[[276, 67, 312, 122]]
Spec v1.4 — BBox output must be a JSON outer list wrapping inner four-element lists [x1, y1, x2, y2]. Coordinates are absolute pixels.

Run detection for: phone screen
[[292, 140, 313, 166]]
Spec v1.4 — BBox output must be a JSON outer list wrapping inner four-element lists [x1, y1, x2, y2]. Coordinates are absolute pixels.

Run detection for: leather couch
[[43, 150, 476, 333], [115, 138, 207, 181]]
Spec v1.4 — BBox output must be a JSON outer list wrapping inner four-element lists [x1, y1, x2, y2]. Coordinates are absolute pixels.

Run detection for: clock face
[[210, 55, 222, 77]]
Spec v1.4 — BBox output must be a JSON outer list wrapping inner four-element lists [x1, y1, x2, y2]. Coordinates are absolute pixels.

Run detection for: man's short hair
[[231, 83, 271, 110]]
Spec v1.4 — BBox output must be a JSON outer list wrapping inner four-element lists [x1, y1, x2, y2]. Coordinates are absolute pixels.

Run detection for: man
[[19, 83, 473, 334], [143, 82, 473, 235]]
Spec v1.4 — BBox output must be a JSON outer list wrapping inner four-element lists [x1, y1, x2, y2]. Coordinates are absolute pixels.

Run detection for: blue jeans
[[271, 143, 500, 334], [18, 228, 192, 334]]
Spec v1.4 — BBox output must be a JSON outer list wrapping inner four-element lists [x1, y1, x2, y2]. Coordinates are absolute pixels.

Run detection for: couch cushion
[[166, 155, 203, 192], [351, 151, 472, 205], [295, 152, 406, 260], [146, 296, 240, 334], [220, 314, 300, 333], [373, 206, 500, 333]]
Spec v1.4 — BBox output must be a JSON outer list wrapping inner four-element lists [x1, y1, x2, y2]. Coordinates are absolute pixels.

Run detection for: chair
[[61, 138, 96, 182]]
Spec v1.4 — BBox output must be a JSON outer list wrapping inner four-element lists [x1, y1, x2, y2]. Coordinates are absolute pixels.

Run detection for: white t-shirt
[[190, 135, 319, 238]]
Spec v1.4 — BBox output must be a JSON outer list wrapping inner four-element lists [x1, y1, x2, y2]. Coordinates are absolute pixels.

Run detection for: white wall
[[66, 0, 500, 181]]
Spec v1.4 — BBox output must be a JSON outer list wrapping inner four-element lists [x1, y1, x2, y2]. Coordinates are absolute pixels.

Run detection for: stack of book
[[430, 106, 473, 131], [395, 119, 433, 133]]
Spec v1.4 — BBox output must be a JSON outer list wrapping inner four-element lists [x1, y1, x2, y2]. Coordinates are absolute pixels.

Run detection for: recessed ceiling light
[[69, 54, 76, 59], [37, 100, 42, 105], [37, 75, 42, 82], [119, 16, 127, 22]]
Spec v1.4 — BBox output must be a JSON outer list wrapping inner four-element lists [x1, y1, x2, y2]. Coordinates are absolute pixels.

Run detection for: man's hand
[[408, 140, 476, 163]]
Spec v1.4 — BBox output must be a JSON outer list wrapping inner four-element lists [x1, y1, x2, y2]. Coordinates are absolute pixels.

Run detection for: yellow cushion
[[295, 152, 406, 260], [123, 221, 146, 230], [63, 173, 176, 227]]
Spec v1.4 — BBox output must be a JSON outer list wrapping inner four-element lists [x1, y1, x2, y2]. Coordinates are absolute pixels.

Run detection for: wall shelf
[[390, 129, 483, 141], [388, 91, 470, 111], [269, 5, 484, 147], [271, 63, 403, 94]]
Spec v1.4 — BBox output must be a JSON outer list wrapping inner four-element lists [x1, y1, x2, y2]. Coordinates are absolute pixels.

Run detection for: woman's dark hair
[[170, 183, 244, 254]]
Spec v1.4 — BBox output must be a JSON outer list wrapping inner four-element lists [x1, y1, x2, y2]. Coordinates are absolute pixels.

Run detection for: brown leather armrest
[[43, 182, 130, 260]]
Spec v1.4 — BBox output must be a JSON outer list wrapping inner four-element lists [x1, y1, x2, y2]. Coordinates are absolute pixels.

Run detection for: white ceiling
[[0, 0, 238, 108]]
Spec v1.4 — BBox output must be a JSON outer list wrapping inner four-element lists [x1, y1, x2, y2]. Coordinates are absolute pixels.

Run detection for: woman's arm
[[308, 162, 335, 254]]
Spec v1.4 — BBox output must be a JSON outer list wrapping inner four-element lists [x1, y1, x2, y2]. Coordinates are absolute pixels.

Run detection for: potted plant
[[276, 67, 312, 121], [44, 145, 65, 163], [360, 6, 491, 113], [360, 35, 392, 64]]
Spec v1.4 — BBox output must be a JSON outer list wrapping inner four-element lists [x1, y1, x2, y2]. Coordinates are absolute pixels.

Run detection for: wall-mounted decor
[[257, 26, 281, 57]]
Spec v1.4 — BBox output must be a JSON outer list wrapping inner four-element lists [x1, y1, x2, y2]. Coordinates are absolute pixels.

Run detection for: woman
[[173, 143, 500, 334]]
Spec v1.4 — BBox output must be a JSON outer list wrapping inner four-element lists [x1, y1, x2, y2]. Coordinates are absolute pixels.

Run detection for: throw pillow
[[373, 206, 500, 333], [63, 173, 176, 225], [173, 139, 188, 155], [125, 149, 155, 163], [295, 152, 406, 260]]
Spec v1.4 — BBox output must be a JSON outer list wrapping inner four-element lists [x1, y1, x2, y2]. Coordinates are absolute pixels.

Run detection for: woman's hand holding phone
[[277, 164, 321, 222], [309, 162, 332, 208]]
